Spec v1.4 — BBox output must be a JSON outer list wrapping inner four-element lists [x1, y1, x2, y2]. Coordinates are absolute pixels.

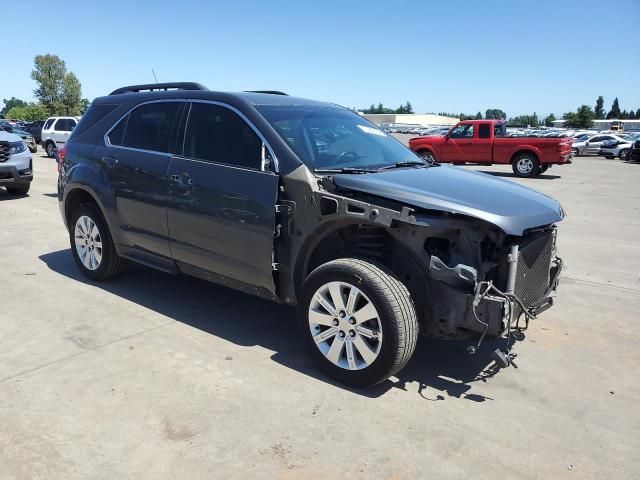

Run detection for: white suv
[[41, 116, 80, 157], [0, 129, 33, 195]]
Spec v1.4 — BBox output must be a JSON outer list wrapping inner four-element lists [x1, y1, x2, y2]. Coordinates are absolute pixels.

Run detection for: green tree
[[563, 105, 595, 128], [404, 101, 413, 114], [629, 110, 637, 120], [60, 72, 83, 115], [475, 111, 483, 119], [636, 108, 640, 119], [594, 96, 605, 119], [606, 97, 621, 119], [485, 108, 506, 120], [81, 98, 91, 113], [1, 97, 27, 117], [31, 54, 83, 116], [544, 113, 556, 127], [5, 103, 48, 121]]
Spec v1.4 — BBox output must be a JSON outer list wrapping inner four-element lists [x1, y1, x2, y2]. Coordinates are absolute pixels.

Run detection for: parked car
[[23, 120, 45, 144], [0, 129, 33, 195], [572, 134, 628, 156], [629, 139, 640, 162], [41, 116, 80, 157], [58, 82, 564, 386], [599, 135, 640, 160], [0, 121, 37, 153], [408, 120, 573, 177]]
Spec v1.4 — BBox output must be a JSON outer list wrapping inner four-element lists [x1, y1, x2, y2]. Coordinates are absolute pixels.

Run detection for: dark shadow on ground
[[39, 249, 519, 400], [42, 193, 58, 198], [0, 189, 29, 201]]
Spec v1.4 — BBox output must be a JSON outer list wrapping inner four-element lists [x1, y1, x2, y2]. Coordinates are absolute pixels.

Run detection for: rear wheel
[[5, 184, 30, 195], [298, 258, 418, 387], [512, 153, 540, 178], [539, 165, 549, 174], [69, 204, 126, 281]]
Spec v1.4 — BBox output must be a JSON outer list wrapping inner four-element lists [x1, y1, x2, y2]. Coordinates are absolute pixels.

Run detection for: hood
[[0, 130, 22, 142], [333, 166, 564, 235]]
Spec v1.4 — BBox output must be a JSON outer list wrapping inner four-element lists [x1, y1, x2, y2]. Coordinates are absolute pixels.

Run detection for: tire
[[539, 165, 549, 174], [605, 156, 614, 160], [69, 204, 126, 281], [619, 149, 630, 161], [28, 145, 37, 153], [45, 142, 56, 158], [572, 147, 579, 156], [298, 258, 418, 387], [5, 183, 30, 195], [417, 149, 436, 163], [512, 153, 540, 178]]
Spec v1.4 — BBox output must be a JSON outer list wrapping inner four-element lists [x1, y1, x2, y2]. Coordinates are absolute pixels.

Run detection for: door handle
[[102, 156, 118, 167]]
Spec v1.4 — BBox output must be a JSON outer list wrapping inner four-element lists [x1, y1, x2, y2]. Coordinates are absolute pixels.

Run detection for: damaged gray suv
[[58, 83, 563, 386]]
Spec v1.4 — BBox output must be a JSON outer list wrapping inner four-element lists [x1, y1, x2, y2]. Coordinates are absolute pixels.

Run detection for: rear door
[[440, 123, 474, 162], [52, 118, 77, 146], [469, 122, 493, 162], [167, 101, 279, 293], [96, 101, 184, 257], [585, 135, 613, 154]]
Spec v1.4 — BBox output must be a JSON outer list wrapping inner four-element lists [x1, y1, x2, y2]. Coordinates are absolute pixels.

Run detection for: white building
[[552, 119, 640, 131], [361, 113, 459, 127]]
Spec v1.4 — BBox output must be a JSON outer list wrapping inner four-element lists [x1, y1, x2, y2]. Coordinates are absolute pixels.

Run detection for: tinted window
[[494, 124, 505, 137], [108, 115, 128, 146], [44, 118, 56, 130], [55, 118, 76, 131], [184, 103, 262, 169], [449, 124, 474, 138], [589, 136, 603, 142], [122, 102, 181, 153], [478, 124, 490, 139], [71, 104, 117, 139]]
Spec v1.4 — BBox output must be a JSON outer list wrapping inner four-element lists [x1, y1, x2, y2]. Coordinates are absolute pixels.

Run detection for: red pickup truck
[[408, 120, 573, 177]]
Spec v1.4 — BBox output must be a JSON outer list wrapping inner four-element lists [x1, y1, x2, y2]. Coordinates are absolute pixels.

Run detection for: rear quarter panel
[[492, 138, 572, 164]]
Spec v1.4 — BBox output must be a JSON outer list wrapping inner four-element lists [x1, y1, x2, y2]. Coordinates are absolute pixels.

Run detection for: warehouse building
[[361, 113, 459, 127], [552, 119, 640, 131]]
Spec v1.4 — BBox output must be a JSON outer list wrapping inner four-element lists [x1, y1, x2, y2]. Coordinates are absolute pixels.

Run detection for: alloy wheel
[[74, 215, 103, 271], [516, 157, 534, 175], [308, 281, 383, 370]]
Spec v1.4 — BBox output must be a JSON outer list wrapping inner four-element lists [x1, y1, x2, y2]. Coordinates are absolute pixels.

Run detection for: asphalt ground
[[1, 148, 639, 479]]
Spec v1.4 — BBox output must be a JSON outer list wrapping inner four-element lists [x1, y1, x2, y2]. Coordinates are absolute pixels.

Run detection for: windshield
[[257, 105, 419, 171]]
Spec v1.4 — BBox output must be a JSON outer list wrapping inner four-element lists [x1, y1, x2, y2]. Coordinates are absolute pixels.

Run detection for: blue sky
[[2, 0, 639, 118]]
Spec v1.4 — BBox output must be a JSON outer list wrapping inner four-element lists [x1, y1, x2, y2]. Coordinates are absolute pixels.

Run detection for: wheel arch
[[510, 147, 541, 164]]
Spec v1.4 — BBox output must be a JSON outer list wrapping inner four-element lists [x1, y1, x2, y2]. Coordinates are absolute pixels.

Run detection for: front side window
[[184, 103, 262, 169], [257, 105, 415, 170], [449, 124, 474, 138], [121, 102, 181, 153]]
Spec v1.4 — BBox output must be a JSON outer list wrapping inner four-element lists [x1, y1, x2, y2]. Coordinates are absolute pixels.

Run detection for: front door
[[440, 123, 475, 162], [98, 101, 184, 256], [167, 102, 279, 293]]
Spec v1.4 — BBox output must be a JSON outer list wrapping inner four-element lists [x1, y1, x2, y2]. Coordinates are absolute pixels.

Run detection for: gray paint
[[332, 165, 564, 235]]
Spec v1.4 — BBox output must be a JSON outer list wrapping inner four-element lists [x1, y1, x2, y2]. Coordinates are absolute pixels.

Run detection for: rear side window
[[478, 124, 490, 139], [494, 124, 505, 137], [71, 104, 118, 139], [55, 118, 76, 132], [184, 103, 262, 169], [108, 116, 127, 146], [121, 102, 181, 153], [44, 118, 55, 130]]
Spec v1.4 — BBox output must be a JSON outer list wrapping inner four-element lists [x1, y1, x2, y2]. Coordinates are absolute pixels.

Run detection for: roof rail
[[109, 82, 208, 95], [244, 90, 289, 96]]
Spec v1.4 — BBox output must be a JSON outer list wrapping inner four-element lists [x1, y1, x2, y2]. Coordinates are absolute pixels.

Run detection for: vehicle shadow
[[39, 249, 517, 400], [474, 170, 562, 180], [0, 189, 29, 201]]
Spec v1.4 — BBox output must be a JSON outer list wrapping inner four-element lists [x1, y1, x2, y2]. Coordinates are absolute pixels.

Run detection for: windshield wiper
[[313, 167, 379, 174], [379, 160, 431, 170]]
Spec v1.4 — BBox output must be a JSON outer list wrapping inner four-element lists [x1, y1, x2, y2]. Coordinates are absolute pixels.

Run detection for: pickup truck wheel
[[539, 165, 549, 174], [417, 150, 435, 163], [5, 184, 30, 195], [70, 204, 126, 281], [298, 258, 418, 387], [512, 154, 540, 178], [45, 142, 56, 158]]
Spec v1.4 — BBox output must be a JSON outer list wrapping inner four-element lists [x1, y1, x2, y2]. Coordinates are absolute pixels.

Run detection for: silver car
[[572, 134, 629, 156]]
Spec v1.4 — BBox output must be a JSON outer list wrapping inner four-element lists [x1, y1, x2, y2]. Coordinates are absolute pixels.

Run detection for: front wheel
[[619, 149, 630, 161], [417, 150, 436, 163], [572, 147, 579, 156], [69, 204, 127, 281], [512, 154, 540, 178], [5, 183, 30, 195], [298, 258, 418, 387]]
